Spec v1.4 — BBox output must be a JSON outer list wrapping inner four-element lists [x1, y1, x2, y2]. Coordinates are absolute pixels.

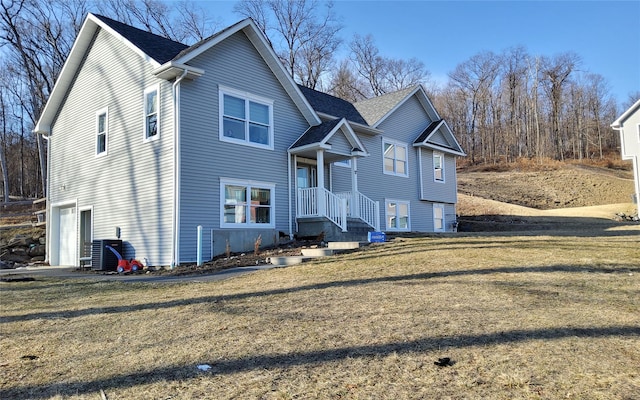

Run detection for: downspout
[[171, 69, 188, 268], [287, 151, 293, 240]]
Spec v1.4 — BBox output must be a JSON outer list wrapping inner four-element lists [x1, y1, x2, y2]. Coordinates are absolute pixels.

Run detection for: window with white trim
[[383, 138, 408, 177], [433, 203, 445, 232], [144, 85, 159, 140], [333, 159, 351, 168], [219, 87, 273, 149], [434, 151, 444, 182], [385, 199, 410, 231], [220, 179, 275, 228], [96, 108, 108, 156]]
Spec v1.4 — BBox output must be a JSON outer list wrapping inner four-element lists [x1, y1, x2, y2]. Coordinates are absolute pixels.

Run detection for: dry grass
[[1, 227, 640, 399]]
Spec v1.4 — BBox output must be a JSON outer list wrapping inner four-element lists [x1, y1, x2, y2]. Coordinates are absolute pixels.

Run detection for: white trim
[[433, 203, 445, 232], [219, 86, 274, 150], [611, 98, 640, 128], [220, 178, 276, 229], [333, 159, 351, 168], [143, 84, 160, 142], [418, 148, 424, 199], [49, 199, 78, 266], [384, 199, 411, 232], [382, 137, 409, 178], [433, 151, 445, 183], [95, 107, 108, 157]]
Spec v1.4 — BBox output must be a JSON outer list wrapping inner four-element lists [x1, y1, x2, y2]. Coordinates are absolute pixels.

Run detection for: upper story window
[[220, 178, 275, 228], [96, 107, 108, 156], [219, 87, 274, 150], [383, 138, 408, 177], [433, 151, 444, 182], [144, 85, 159, 141]]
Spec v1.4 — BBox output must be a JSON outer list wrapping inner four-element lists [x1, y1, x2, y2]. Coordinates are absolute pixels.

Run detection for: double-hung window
[[221, 178, 275, 228], [144, 85, 159, 141], [434, 151, 444, 182], [96, 108, 108, 156], [385, 199, 410, 231], [383, 138, 408, 177], [220, 87, 273, 149]]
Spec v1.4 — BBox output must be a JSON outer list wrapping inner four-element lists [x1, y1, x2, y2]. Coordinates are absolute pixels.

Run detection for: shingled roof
[[298, 85, 368, 126], [93, 14, 188, 64], [353, 86, 416, 126], [290, 118, 343, 149]]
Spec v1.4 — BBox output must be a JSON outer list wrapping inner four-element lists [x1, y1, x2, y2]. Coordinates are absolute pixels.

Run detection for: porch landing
[[296, 217, 374, 242]]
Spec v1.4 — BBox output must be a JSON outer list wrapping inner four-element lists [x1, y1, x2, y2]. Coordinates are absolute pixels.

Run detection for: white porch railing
[[297, 187, 348, 232], [336, 191, 380, 231]]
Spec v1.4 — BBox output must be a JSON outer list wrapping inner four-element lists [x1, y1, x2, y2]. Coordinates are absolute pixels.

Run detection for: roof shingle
[[93, 14, 188, 64]]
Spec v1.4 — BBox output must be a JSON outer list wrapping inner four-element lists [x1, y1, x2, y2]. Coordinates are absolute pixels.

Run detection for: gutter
[[171, 69, 189, 268]]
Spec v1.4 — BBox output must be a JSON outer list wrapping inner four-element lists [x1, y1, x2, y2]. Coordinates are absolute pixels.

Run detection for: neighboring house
[[34, 14, 465, 267], [611, 99, 640, 213]]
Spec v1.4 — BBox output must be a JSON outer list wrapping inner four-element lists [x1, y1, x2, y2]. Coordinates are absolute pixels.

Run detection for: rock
[[30, 256, 45, 262], [28, 244, 45, 257], [0, 260, 13, 269]]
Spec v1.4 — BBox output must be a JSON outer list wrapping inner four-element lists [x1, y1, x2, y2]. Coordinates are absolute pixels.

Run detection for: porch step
[[268, 256, 314, 267], [301, 248, 335, 257], [327, 241, 361, 250]]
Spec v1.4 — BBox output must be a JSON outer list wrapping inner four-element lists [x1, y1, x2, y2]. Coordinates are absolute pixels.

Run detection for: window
[[433, 203, 445, 232], [96, 108, 108, 156], [433, 152, 444, 182], [220, 179, 275, 228], [385, 199, 410, 231], [144, 86, 159, 140], [333, 159, 351, 168], [383, 139, 408, 177], [219, 87, 273, 149]]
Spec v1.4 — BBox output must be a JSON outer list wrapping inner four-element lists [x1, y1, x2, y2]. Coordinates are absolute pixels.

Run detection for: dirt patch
[[457, 164, 635, 210]]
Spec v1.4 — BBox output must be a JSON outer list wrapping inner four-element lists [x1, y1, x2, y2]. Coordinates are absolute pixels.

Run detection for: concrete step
[[267, 256, 314, 267], [301, 248, 335, 257], [327, 241, 361, 250]]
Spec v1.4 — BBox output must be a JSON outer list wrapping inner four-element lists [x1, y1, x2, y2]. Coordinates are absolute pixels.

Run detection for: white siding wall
[[178, 31, 310, 260], [50, 29, 174, 266]]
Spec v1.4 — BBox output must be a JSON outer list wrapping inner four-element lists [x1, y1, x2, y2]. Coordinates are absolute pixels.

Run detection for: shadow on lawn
[[2, 263, 639, 324], [2, 324, 639, 399]]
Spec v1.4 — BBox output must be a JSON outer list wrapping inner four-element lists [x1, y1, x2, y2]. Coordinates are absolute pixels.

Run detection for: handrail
[[336, 191, 380, 231], [297, 187, 347, 232]]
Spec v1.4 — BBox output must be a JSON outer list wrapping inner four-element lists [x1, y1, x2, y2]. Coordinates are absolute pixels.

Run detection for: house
[[611, 99, 640, 213], [34, 13, 465, 267]]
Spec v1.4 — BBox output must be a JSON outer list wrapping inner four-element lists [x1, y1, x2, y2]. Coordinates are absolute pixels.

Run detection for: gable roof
[[92, 14, 187, 64], [354, 85, 440, 128], [34, 14, 321, 134], [297, 85, 368, 125], [611, 98, 640, 129], [289, 118, 367, 157], [413, 119, 465, 156]]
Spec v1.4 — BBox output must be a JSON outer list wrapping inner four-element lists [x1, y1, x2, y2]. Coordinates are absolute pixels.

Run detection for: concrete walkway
[[0, 264, 279, 283]]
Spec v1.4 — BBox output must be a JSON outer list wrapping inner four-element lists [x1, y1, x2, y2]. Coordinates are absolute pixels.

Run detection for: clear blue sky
[[197, 0, 640, 106]]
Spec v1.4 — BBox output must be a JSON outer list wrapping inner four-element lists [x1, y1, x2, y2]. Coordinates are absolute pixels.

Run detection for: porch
[[296, 187, 380, 241]]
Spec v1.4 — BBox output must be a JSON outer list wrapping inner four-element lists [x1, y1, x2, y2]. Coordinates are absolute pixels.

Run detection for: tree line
[[0, 0, 636, 201]]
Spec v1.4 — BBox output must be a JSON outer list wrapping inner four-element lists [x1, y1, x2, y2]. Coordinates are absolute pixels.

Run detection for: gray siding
[[331, 94, 459, 233], [327, 130, 353, 155], [50, 28, 174, 265], [420, 148, 458, 203], [178, 31, 310, 260]]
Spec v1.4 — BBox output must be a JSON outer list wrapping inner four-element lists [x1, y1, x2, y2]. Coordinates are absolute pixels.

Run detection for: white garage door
[[59, 207, 76, 266]]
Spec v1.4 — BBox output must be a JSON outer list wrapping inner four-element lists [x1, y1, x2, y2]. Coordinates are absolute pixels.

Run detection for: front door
[[297, 164, 317, 188]]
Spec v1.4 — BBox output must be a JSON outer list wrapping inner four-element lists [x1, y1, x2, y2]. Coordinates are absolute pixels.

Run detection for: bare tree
[[234, 0, 342, 88], [448, 51, 500, 163], [540, 52, 581, 160], [327, 59, 368, 102]]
